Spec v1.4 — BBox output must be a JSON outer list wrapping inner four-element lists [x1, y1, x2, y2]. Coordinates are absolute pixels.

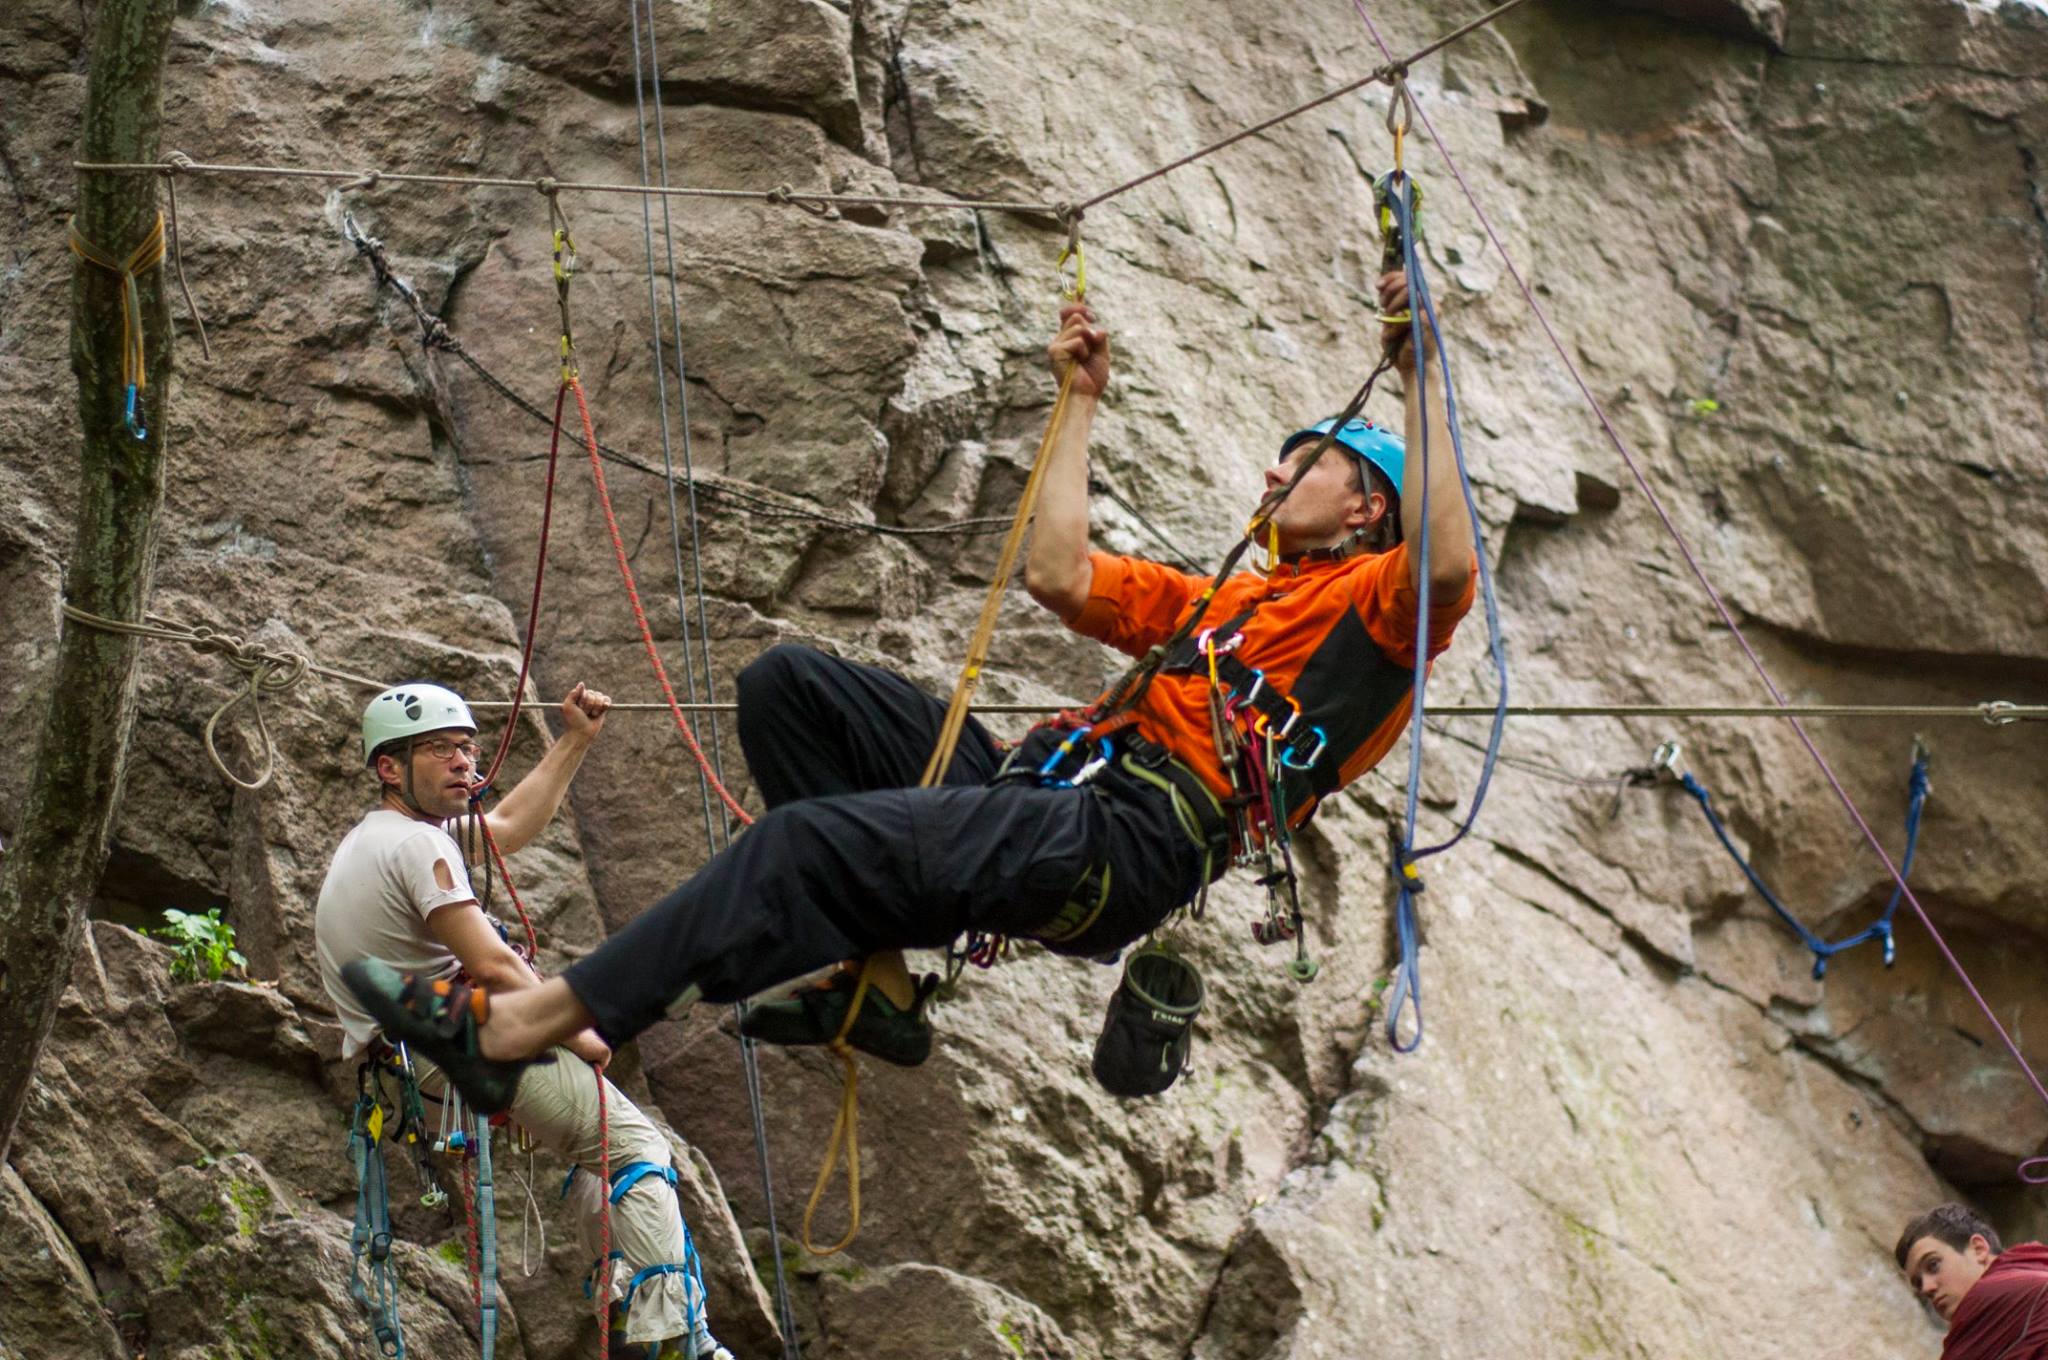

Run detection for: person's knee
[[736, 643, 822, 714]]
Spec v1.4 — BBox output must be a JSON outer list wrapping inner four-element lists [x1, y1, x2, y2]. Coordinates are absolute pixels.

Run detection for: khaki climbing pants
[[415, 1046, 706, 1346]]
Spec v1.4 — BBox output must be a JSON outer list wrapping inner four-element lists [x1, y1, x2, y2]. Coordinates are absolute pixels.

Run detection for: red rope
[[462, 1141, 483, 1329], [478, 814, 539, 961], [569, 375, 755, 827], [478, 381, 566, 795], [595, 1062, 612, 1357]]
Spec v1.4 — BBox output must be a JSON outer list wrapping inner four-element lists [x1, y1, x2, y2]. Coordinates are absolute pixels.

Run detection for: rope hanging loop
[[68, 212, 168, 439]]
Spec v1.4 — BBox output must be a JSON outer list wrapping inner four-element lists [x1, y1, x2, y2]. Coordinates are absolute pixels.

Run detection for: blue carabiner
[[123, 385, 148, 440], [1036, 725, 1094, 783], [1280, 726, 1327, 771]]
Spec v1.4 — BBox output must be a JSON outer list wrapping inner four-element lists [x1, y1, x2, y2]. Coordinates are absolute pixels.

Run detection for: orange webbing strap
[[799, 360, 1085, 1257]]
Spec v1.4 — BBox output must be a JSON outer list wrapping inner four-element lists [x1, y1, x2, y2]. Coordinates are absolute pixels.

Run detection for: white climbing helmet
[[361, 683, 477, 765]]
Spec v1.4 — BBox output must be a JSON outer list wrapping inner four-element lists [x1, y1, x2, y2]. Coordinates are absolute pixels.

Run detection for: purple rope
[[1347, 0, 2048, 1181]]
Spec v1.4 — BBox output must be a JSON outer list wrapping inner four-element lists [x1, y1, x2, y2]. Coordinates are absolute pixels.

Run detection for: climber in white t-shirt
[[314, 680, 731, 1359]]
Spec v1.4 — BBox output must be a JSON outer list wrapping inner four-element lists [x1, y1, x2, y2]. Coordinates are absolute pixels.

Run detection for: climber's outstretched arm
[[1024, 303, 1110, 622], [1380, 271, 1475, 598]]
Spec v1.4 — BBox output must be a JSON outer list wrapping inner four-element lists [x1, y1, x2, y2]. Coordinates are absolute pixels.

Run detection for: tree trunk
[[0, 0, 177, 1162]]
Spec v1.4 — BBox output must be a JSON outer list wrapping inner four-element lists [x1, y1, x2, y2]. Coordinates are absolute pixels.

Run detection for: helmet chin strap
[[384, 743, 438, 821]]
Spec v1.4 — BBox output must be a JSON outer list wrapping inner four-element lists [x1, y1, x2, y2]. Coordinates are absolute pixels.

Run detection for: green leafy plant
[[148, 907, 247, 983], [1685, 396, 1721, 417]]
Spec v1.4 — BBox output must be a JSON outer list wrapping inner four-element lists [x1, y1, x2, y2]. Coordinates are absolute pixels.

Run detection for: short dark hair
[[1896, 1202, 2002, 1268]]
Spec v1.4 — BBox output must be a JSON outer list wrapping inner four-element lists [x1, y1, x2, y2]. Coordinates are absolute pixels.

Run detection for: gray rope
[[50, 609, 2048, 728], [78, 0, 1537, 225], [625, 2, 800, 1352], [76, 157, 1061, 218]]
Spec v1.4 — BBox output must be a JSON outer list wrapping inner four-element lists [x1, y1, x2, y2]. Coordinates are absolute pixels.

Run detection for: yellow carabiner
[[1057, 211, 1087, 301]]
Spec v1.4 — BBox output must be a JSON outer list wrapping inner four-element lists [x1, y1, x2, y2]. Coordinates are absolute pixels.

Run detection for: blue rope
[[1383, 171, 1511, 1052], [1681, 749, 1930, 979], [348, 1095, 406, 1359]]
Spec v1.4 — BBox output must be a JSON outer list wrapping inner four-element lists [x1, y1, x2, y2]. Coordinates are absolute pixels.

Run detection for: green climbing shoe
[[739, 969, 938, 1068], [341, 959, 530, 1114]]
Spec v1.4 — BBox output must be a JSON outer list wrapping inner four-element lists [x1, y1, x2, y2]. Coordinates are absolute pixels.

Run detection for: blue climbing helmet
[[1278, 416, 1404, 500]]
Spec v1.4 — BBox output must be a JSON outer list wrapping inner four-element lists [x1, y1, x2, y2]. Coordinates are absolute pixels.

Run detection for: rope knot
[[164, 151, 196, 174], [766, 182, 793, 205], [534, 176, 559, 198]]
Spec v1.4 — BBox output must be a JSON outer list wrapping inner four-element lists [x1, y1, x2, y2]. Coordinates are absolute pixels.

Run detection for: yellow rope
[[800, 303, 1088, 1257], [68, 213, 167, 437]]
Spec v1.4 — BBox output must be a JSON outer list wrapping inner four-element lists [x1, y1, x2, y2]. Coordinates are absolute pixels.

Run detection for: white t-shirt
[[315, 807, 477, 1059]]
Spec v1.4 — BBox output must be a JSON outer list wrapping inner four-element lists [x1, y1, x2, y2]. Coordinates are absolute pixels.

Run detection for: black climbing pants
[[561, 644, 1213, 1045]]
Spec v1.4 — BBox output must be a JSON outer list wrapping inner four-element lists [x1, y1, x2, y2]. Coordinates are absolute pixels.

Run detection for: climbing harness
[[564, 1155, 713, 1357], [1673, 741, 1931, 979], [1345, 2, 2048, 1181], [68, 212, 167, 440]]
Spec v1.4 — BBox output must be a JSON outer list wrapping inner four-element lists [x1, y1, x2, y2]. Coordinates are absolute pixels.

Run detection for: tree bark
[[0, 0, 177, 1162]]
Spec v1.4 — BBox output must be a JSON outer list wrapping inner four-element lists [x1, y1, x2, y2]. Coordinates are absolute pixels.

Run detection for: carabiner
[[1280, 727, 1327, 771]]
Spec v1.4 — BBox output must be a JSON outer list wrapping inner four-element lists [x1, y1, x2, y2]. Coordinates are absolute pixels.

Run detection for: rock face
[[3, 0, 2046, 1357]]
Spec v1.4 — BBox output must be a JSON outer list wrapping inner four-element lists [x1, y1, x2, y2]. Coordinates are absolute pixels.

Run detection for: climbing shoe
[[1091, 949, 1204, 1098], [738, 968, 938, 1068], [341, 959, 531, 1115]]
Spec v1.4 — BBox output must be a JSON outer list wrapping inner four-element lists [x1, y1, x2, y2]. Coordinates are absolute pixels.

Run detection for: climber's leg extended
[[735, 643, 1004, 803], [736, 643, 1004, 1011], [570, 778, 1108, 1036], [345, 742, 1214, 1110]]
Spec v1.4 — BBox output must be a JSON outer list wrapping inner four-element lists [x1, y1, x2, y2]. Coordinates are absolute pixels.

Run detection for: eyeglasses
[[415, 737, 484, 764]]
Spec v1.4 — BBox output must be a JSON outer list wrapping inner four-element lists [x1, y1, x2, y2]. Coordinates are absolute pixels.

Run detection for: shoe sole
[[342, 959, 528, 1114], [738, 999, 931, 1068]]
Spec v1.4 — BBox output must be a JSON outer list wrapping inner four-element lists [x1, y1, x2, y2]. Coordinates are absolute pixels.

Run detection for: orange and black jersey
[[1067, 545, 1475, 821]]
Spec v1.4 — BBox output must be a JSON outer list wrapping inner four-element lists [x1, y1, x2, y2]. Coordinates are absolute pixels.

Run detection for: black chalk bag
[[1091, 948, 1204, 1098]]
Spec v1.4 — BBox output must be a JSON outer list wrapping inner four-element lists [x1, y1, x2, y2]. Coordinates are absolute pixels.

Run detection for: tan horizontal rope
[[60, 603, 2044, 798], [60, 604, 316, 790], [73, 159, 1063, 218], [462, 699, 2048, 724], [75, 0, 1537, 223]]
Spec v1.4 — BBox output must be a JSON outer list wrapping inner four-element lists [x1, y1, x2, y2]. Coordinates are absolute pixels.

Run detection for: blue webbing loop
[[1383, 171, 1511, 1051], [348, 1092, 406, 1358], [1680, 749, 1929, 979]]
